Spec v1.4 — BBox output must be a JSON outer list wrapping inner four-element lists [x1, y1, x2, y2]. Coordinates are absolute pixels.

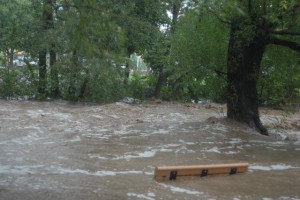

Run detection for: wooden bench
[[154, 162, 249, 181]]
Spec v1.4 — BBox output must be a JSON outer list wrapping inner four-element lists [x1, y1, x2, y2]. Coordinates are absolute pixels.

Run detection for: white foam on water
[[249, 164, 299, 171], [57, 156, 67, 160], [113, 150, 156, 160], [151, 129, 169, 135], [10, 132, 46, 145], [146, 144, 182, 154], [27, 110, 71, 120], [266, 147, 287, 151], [127, 193, 155, 200], [175, 146, 195, 154], [205, 146, 221, 153], [109, 114, 120, 119], [147, 192, 155, 197], [70, 136, 81, 142], [93, 188, 102, 193], [229, 138, 243, 144], [168, 113, 190, 122], [294, 140, 300, 145], [279, 196, 300, 200], [52, 167, 143, 176], [155, 148, 173, 152], [178, 139, 196, 145], [0, 165, 144, 177], [98, 128, 110, 132], [81, 133, 110, 139], [249, 140, 288, 146], [43, 141, 55, 144], [26, 110, 47, 118], [0, 165, 44, 175], [94, 171, 117, 176], [51, 113, 71, 120], [144, 171, 153, 176], [159, 183, 203, 196], [224, 150, 239, 155], [88, 154, 108, 160], [91, 115, 104, 119], [2, 117, 19, 121], [164, 143, 181, 147], [113, 130, 130, 135], [213, 124, 228, 132]]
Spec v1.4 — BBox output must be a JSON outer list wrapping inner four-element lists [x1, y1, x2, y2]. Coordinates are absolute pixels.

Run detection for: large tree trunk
[[227, 19, 268, 135]]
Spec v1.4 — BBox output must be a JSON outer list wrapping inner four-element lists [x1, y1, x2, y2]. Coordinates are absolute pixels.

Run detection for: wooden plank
[[154, 163, 249, 181]]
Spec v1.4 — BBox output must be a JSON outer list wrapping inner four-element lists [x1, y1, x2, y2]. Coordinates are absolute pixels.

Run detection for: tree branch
[[270, 30, 300, 36], [202, 5, 231, 25], [208, 9, 231, 25], [269, 37, 300, 53], [214, 69, 227, 80]]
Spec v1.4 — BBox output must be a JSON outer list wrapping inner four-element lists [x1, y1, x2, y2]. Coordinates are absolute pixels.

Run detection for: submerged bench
[[154, 162, 249, 181]]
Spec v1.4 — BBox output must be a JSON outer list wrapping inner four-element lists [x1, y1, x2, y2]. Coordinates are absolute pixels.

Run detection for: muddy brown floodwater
[[0, 100, 300, 200]]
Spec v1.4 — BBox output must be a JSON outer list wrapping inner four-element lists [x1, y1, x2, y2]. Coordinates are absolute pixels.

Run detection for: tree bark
[[38, 49, 47, 96], [50, 47, 60, 98], [153, 67, 165, 98], [153, 0, 182, 98], [8, 49, 14, 67], [48, 0, 60, 98], [123, 46, 134, 85], [38, 0, 55, 98], [68, 51, 78, 99], [227, 19, 268, 135]]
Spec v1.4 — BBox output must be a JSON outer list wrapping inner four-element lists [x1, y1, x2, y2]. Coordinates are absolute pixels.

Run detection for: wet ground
[[0, 99, 300, 200]]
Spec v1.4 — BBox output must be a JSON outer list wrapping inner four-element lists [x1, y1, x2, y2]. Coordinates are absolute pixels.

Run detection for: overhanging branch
[[203, 5, 231, 25], [208, 9, 231, 25], [270, 31, 300, 36], [269, 37, 300, 53]]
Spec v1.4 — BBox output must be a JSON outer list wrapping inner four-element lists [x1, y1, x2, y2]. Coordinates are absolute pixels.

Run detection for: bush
[[0, 68, 37, 99]]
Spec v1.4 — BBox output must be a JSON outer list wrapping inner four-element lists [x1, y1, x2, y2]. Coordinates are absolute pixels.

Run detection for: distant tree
[[112, 0, 164, 85], [0, 0, 34, 67], [53, 0, 126, 101], [36, 0, 56, 98], [153, 0, 184, 99], [169, 9, 228, 102], [141, 0, 187, 99]]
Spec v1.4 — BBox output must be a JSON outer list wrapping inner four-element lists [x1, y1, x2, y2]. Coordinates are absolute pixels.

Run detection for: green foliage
[[0, 69, 19, 98], [0, 0, 35, 52], [259, 45, 300, 105], [0, 68, 37, 99], [85, 64, 124, 103], [127, 73, 156, 100], [168, 10, 228, 102], [128, 74, 147, 100], [0, 0, 298, 107]]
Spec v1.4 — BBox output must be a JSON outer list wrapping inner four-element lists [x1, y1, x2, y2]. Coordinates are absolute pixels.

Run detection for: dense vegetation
[[0, 0, 299, 134]]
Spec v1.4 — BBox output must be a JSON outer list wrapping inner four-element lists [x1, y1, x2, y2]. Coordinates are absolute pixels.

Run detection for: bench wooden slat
[[154, 162, 249, 181]]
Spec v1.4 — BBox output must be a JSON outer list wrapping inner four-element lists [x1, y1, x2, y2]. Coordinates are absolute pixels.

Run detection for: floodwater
[[0, 100, 299, 200]]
